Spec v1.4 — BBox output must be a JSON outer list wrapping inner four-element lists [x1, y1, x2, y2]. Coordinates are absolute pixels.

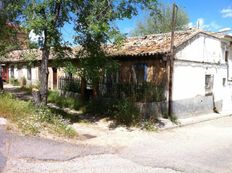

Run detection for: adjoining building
[[1, 28, 232, 118]]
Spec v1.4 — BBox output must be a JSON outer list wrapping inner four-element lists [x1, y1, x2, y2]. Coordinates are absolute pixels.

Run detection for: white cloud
[[219, 27, 231, 32], [196, 18, 205, 28], [209, 22, 221, 30], [123, 27, 133, 34], [189, 18, 223, 31], [188, 22, 193, 28], [221, 7, 232, 18]]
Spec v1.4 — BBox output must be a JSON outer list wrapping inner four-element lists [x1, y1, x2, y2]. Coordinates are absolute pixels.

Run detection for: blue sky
[[62, 0, 232, 44]]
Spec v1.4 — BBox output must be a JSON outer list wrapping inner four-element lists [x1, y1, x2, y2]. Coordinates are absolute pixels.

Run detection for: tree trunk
[[92, 83, 99, 98], [80, 77, 87, 100], [39, 47, 50, 105]]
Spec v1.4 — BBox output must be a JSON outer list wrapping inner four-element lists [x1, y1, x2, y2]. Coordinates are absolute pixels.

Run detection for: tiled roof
[[107, 28, 202, 57], [0, 28, 230, 63], [0, 49, 41, 63]]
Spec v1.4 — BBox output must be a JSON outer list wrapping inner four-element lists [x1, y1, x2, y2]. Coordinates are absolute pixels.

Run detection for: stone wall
[[136, 101, 167, 119]]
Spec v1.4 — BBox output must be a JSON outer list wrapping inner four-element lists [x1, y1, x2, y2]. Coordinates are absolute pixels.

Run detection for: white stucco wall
[[173, 61, 227, 101], [31, 67, 38, 84], [175, 34, 226, 64], [173, 34, 232, 111], [14, 66, 18, 79], [8, 65, 39, 85], [228, 47, 232, 81]]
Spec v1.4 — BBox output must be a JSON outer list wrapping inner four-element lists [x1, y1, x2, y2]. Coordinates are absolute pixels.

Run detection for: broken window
[[205, 75, 214, 95], [133, 63, 147, 84]]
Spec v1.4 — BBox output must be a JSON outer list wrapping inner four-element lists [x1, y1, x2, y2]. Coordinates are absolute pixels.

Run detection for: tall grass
[[48, 90, 83, 110], [0, 92, 77, 137]]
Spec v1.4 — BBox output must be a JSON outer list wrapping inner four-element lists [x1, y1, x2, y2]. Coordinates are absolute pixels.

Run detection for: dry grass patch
[[0, 92, 77, 138]]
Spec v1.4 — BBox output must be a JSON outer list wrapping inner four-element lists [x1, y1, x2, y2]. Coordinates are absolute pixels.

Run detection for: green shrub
[[85, 97, 117, 116], [20, 81, 40, 94], [20, 76, 27, 87], [86, 97, 140, 126], [112, 99, 140, 126], [9, 77, 20, 86], [142, 121, 157, 131], [0, 92, 77, 137], [48, 90, 83, 110]]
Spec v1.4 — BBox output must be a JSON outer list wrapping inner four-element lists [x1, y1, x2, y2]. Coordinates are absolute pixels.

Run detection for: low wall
[[58, 90, 222, 119], [136, 95, 223, 119], [172, 95, 222, 118], [136, 101, 167, 119], [59, 90, 81, 99]]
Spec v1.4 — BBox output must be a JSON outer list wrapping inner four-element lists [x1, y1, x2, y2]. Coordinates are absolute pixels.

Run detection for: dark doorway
[[52, 68, 57, 89], [1, 65, 9, 82]]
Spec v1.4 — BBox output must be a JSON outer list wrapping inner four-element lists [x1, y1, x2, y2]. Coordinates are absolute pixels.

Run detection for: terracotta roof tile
[[107, 28, 201, 56], [1, 28, 230, 63]]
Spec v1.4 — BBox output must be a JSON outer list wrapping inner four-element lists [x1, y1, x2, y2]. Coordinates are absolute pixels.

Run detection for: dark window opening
[[133, 63, 147, 84], [223, 78, 226, 87], [205, 74, 214, 95], [225, 50, 229, 62], [52, 67, 57, 89]]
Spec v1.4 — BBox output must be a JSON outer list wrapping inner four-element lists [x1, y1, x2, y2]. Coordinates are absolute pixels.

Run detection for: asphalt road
[[0, 126, 115, 173], [120, 116, 232, 173], [1, 116, 232, 173]]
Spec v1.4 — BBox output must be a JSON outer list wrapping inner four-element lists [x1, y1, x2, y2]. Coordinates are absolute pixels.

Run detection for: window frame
[[133, 63, 148, 84]]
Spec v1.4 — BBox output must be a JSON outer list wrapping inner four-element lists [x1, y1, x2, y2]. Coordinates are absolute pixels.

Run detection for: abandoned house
[[1, 28, 232, 118]]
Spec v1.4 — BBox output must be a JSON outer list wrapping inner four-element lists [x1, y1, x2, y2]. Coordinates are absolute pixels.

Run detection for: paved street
[[120, 116, 232, 173], [1, 116, 232, 173]]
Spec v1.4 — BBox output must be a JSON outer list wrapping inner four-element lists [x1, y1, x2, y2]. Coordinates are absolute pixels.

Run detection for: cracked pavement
[[1, 116, 232, 173]]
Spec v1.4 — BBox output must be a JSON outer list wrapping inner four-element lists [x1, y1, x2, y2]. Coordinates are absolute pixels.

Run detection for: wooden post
[[168, 3, 178, 117]]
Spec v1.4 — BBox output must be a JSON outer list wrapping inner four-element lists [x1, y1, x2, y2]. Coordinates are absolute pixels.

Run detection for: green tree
[[3, 0, 74, 104], [0, 0, 22, 90], [132, 3, 189, 36], [3, 0, 158, 104], [73, 0, 158, 97], [0, 1, 24, 55]]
